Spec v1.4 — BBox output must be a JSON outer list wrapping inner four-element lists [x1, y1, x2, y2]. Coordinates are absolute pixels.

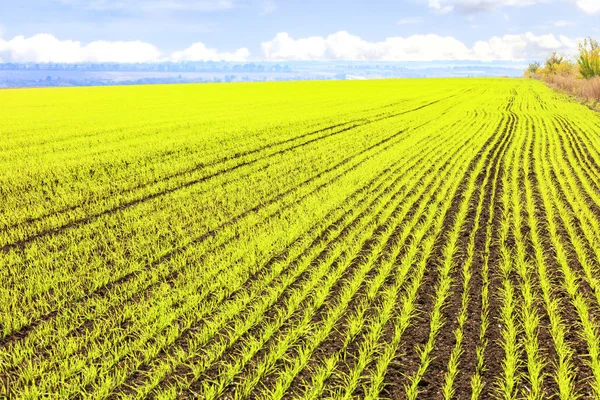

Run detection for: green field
[[2, 78, 600, 399]]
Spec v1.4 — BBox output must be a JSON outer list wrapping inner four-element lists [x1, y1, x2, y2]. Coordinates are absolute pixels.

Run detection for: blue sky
[[0, 0, 599, 62]]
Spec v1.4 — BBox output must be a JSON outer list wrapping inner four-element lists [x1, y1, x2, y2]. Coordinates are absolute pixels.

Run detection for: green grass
[[1, 78, 600, 399]]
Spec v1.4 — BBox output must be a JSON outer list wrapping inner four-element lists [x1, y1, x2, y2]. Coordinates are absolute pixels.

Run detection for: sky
[[0, 0, 599, 63]]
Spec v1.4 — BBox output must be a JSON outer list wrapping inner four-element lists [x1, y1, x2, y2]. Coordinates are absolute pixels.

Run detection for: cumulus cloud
[[0, 34, 162, 63], [0, 31, 582, 64], [472, 33, 580, 60], [261, 32, 471, 61], [0, 34, 250, 63], [261, 31, 581, 61], [574, 0, 600, 14], [170, 42, 249, 61]]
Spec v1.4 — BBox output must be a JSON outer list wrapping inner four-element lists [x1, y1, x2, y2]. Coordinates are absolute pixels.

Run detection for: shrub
[[524, 40, 600, 107], [544, 52, 565, 75], [580, 76, 600, 102], [577, 38, 600, 79], [527, 62, 541, 74]]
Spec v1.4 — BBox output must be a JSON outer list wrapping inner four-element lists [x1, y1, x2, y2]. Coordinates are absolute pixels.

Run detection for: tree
[[577, 37, 600, 79], [527, 62, 541, 74], [544, 52, 564, 74]]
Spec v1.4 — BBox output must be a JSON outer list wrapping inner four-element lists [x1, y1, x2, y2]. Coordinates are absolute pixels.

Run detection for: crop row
[[2, 79, 600, 398]]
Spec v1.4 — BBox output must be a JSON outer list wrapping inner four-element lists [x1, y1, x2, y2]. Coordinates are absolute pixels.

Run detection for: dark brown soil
[[527, 116, 596, 398], [377, 113, 515, 400]]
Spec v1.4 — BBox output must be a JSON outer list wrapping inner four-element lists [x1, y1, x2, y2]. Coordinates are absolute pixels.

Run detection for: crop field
[[2, 78, 600, 399]]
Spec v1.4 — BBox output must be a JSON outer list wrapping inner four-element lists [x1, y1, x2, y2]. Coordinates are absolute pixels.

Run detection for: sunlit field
[[2, 79, 600, 399]]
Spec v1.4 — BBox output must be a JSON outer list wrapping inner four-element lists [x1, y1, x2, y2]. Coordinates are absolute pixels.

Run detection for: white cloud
[[170, 42, 249, 61], [428, 0, 547, 13], [261, 31, 581, 61], [261, 0, 277, 15], [0, 34, 250, 63], [397, 16, 424, 25], [0, 31, 582, 64], [553, 20, 575, 27], [427, 0, 454, 13], [472, 32, 580, 60], [574, 0, 600, 14], [0, 34, 162, 63], [261, 33, 328, 60], [428, 0, 600, 14], [262, 31, 472, 61]]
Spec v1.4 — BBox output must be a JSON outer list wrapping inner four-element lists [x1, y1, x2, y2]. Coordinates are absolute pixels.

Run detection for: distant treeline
[[0, 62, 293, 73], [525, 37, 600, 106]]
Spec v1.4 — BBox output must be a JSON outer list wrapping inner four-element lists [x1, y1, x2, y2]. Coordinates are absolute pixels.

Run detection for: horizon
[[0, 59, 531, 88]]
